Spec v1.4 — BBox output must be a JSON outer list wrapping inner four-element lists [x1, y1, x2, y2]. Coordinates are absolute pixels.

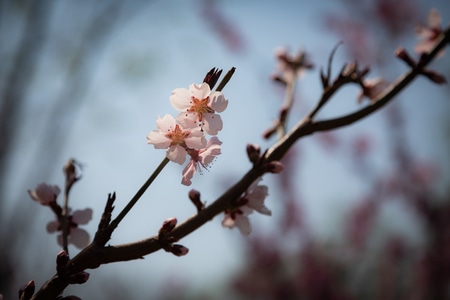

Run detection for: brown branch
[[31, 25, 450, 300], [266, 25, 450, 162]]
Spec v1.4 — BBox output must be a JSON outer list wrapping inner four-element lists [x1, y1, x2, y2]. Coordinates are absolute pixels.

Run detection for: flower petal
[[222, 213, 235, 228], [202, 113, 223, 135], [69, 228, 90, 249], [428, 8, 441, 28], [156, 114, 177, 132], [190, 83, 211, 100], [248, 200, 272, 216], [46, 220, 59, 233], [200, 137, 222, 165], [181, 161, 197, 186], [170, 88, 192, 111], [176, 112, 199, 129], [28, 183, 60, 205], [72, 208, 93, 224], [184, 128, 207, 149], [209, 91, 228, 112], [147, 131, 171, 149], [235, 214, 252, 235], [167, 145, 187, 164]]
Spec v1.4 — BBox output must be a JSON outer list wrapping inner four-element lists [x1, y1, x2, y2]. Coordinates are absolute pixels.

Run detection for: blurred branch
[[266, 25, 450, 162], [0, 0, 53, 295], [31, 24, 450, 300]]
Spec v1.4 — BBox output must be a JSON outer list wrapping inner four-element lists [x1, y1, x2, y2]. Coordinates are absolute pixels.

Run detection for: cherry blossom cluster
[[147, 71, 228, 186], [28, 160, 92, 249]]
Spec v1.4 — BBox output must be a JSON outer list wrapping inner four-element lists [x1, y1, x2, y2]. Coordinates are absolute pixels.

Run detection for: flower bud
[[158, 217, 178, 236], [56, 250, 69, 274], [170, 244, 189, 257], [246, 144, 261, 164], [264, 161, 284, 174], [395, 47, 416, 67], [63, 159, 81, 184], [421, 69, 447, 84], [68, 271, 90, 284], [341, 62, 357, 78], [203, 67, 223, 90], [188, 189, 204, 212], [19, 280, 35, 300]]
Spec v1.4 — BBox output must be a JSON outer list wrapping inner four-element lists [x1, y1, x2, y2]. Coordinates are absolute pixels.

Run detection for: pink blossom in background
[[415, 8, 445, 56], [244, 179, 271, 216], [357, 78, 389, 104], [200, 0, 246, 53], [222, 178, 271, 235], [28, 183, 60, 206], [46, 208, 93, 249], [222, 206, 253, 236], [374, 0, 419, 37]]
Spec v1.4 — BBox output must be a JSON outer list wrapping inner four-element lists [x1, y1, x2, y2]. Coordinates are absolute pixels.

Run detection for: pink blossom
[[181, 137, 222, 186], [415, 9, 444, 56], [244, 180, 271, 216], [46, 208, 93, 249], [28, 183, 60, 206], [147, 114, 206, 164], [222, 178, 271, 235], [170, 83, 228, 135], [222, 206, 253, 236]]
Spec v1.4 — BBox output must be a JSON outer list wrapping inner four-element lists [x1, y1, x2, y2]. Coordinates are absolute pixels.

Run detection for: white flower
[[147, 114, 206, 164], [170, 83, 228, 135]]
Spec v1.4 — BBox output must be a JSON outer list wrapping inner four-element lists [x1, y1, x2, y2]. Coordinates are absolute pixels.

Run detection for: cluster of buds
[[396, 47, 447, 84], [158, 218, 189, 257], [360, 9, 447, 104], [55, 249, 89, 284], [272, 48, 314, 84]]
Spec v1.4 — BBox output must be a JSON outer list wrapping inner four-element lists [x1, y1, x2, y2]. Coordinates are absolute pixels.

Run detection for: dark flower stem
[[107, 157, 170, 233]]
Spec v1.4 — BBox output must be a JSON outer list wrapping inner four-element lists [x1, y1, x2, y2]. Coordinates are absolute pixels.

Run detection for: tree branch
[[31, 25, 450, 300]]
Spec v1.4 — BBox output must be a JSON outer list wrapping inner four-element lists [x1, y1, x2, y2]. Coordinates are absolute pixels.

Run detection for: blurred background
[[1, 0, 449, 299]]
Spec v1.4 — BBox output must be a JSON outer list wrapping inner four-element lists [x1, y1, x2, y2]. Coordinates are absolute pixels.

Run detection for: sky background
[[1, 0, 450, 299]]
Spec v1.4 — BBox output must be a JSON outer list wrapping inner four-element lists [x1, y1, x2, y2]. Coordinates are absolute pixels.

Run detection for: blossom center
[[188, 96, 214, 121], [166, 125, 189, 145]]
